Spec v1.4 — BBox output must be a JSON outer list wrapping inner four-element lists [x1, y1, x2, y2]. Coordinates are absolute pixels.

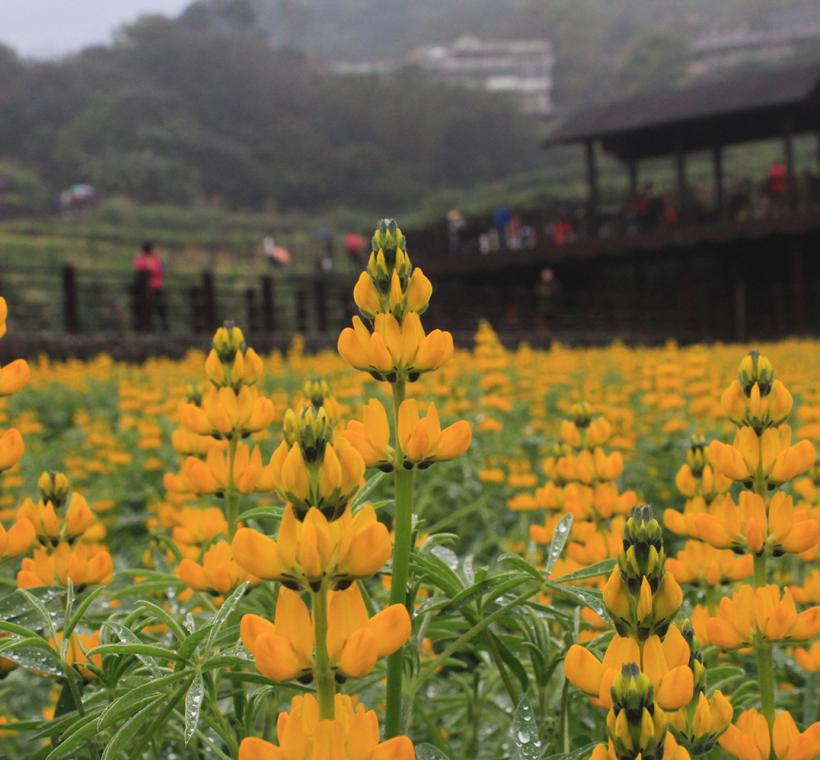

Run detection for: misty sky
[[0, 0, 192, 58]]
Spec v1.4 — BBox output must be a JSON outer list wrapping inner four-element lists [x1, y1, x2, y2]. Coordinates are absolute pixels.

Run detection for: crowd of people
[[445, 162, 820, 256]]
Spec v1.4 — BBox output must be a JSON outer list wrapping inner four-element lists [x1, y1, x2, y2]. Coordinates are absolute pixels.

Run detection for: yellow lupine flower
[[564, 625, 693, 711], [0, 358, 30, 397], [695, 491, 819, 556], [176, 541, 258, 598], [182, 443, 266, 496], [0, 428, 24, 472], [17, 542, 113, 590], [0, 516, 35, 560], [396, 399, 471, 467], [665, 540, 753, 587], [180, 386, 275, 439], [720, 708, 820, 760], [337, 312, 453, 382], [241, 584, 409, 682], [17, 493, 95, 545], [708, 425, 815, 485], [342, 398, 394, 469], [238, 693, 415, 760], [232, 504, 392, 590], [705, 585, 820, 650], [241, 589, 313, 682], [268, 435, 364, 520], [588, 733, 690, 760]]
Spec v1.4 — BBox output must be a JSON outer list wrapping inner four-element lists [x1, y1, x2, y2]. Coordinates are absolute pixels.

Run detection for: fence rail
[[0, 264, 357, 340]]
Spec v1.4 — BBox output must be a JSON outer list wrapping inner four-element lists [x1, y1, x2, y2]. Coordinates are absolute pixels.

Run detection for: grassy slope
[[1, 132, 817, 274]]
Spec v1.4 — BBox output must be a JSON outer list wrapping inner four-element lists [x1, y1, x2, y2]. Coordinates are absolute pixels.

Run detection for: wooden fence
[[0, 264, 357, 340]]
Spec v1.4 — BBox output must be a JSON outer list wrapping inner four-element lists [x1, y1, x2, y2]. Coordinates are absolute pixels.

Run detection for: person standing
[[446, 209, 465, 256], [132, 242, 168, 331]]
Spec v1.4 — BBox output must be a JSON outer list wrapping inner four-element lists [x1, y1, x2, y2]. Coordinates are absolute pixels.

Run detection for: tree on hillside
[[617, 29, 689, 95]]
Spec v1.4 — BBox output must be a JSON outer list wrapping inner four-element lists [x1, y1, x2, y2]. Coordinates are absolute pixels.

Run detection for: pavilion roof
[[547, 63, 820, 160]]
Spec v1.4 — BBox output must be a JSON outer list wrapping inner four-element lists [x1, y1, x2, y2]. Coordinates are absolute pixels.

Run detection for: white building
[[407, 35, 554, 116], [690, 3, 820, 77]]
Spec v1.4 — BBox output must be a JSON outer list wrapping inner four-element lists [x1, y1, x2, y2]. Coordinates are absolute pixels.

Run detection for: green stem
[[385, 378, 414, 739], [226, 433, 239, 540], [311, 584, 335, 720], [751, 456, 776, 743], [385, 465, 414, 738], [753, 553, 767, 588], [756, 640, 775, 731]]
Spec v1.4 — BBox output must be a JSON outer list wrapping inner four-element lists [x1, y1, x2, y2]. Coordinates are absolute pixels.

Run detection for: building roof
[[547, 63, 820, 160]]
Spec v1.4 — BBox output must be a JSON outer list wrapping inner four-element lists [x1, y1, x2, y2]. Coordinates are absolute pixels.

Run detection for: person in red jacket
[[133, 242, 168, 331]]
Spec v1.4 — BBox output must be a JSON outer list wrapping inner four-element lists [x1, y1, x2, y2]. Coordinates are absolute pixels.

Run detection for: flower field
[[0, 221, 818, 760]]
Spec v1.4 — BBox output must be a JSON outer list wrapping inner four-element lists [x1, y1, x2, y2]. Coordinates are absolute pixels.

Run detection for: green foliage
[[617, 30, 689, 95], [0, 10, 541, 214]]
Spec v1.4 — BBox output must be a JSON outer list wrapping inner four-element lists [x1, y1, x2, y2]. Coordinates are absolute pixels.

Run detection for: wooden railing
[[0, 264, 357, 339]]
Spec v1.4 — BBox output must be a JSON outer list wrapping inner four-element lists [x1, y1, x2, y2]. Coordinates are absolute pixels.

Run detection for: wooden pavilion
[[417, 63, 820, 343]]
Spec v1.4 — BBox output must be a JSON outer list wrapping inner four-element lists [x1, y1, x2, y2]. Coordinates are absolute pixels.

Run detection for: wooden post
[[261, 275, 275, 333], [295, 284, 308, 334], [188, 286, 202, 333], [816, 131, 820, 173], [783, 122, 797, 210], [790, 244, 806, 333], [712, 145, 724, 219], [201, 271, 216, 330], [62, 265, 79, 333], [675, 147, 688, 222], [734, 280, 747, 342], [134, 270, 150, 332], [627, 158, 638, 199], [314, 276, 328, 333], [244, 288, 258, 334], [584, 139, 599, 237]]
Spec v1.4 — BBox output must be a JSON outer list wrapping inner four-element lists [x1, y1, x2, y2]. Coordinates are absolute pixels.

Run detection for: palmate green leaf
[[132, 600, 187, 640], [544, 514, 573, 578], [706, 665, 745, 694], [45, 711, 106, 760], [411, 552, 464, 597], [552, 559, 615, 584], [499, 553, 544, 581], [63, 585, 107, 638], [184, 672, 205, 745], [100, 693, 169, 760], [237, 505, 284, 522], [87, 642, 190, 663], [415, 743, 453, 759], [29, 700, 106, 741], [111, 579, 185, 599], [18, 588, 60, 641], [205, 580, 248, 650], [97, 670, 191, 729], [103, 622, 163, 676], [177, 625, 215, 660], [128, 678, 199, 758], [0, 636, 65, 676], [511, 698, 543, 760], [351, 471, 386, 508], [490, 631, 529, 692], [419, 571, 534, 615], [0, 586, 63, 625], [544, 741, 600, 760], [544, 582, 608, 621]]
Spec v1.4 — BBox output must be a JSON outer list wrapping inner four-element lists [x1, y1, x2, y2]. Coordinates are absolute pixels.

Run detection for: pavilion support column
[[816, 131, 820, 172], [712, 145, 724, 220], [790, 243, 806, 333], [627, 158, 639, 198], [584, 139, 599, 238], [675, 147, 688, 223], [783, 122, 797, 210]]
